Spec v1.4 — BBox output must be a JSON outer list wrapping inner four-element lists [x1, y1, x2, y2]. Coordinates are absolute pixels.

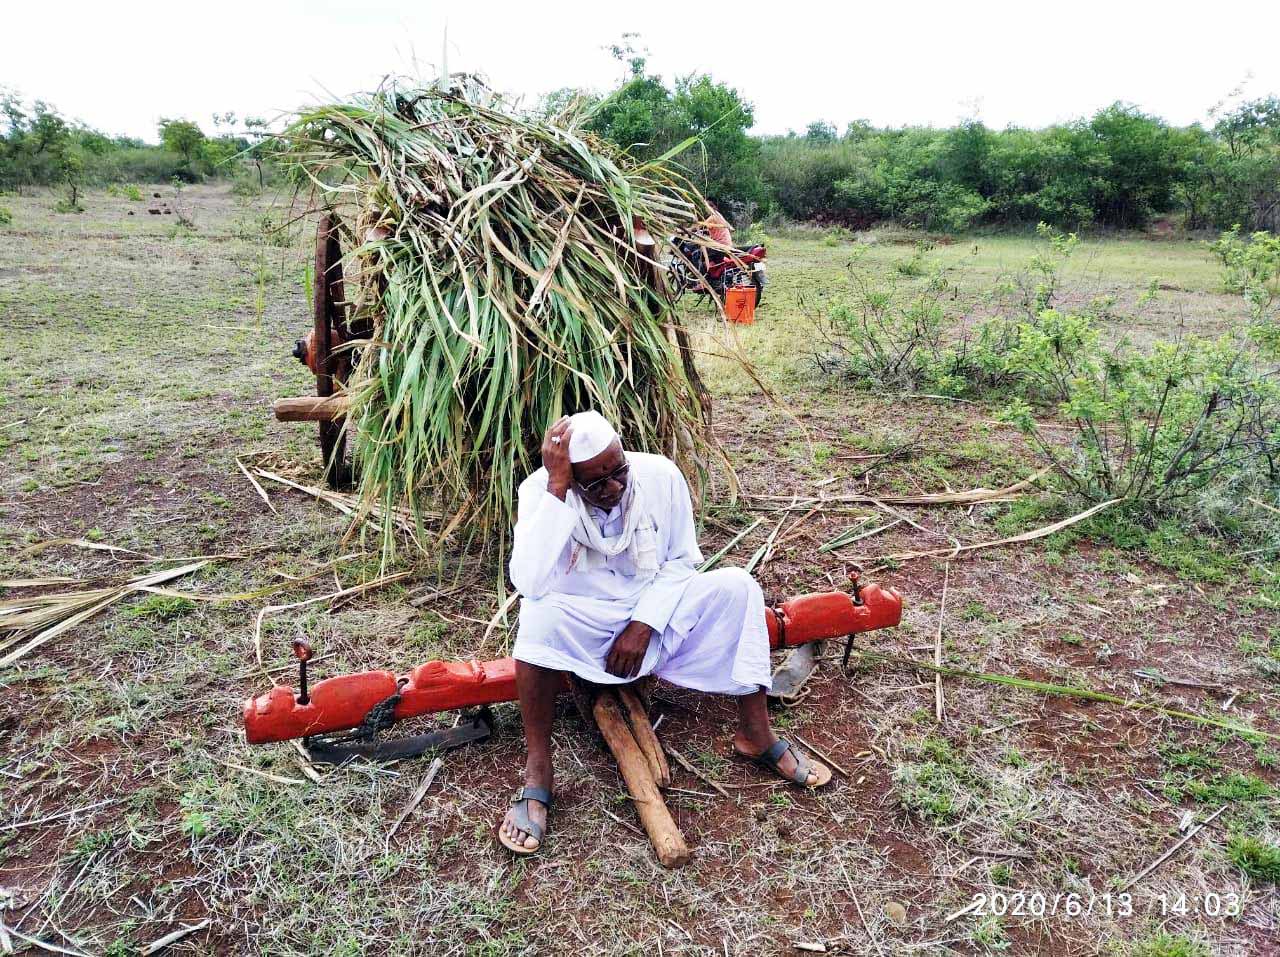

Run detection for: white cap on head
[[566, 411, 620, 463]]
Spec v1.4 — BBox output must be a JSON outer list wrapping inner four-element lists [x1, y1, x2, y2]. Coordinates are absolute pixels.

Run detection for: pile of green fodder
[[282, 77, 722, 557]]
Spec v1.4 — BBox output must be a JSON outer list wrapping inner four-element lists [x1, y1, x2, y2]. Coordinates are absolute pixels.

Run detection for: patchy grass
[[894, 734, 991, 823], [1, 186, 1277, 955], [125, 594, 197, 621], [1131, 932, 1213, 957], [1226, 833, 1280, 883]]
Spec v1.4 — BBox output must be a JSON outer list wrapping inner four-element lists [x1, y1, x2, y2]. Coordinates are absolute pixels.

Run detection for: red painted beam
[[243, 583, 901, 745]]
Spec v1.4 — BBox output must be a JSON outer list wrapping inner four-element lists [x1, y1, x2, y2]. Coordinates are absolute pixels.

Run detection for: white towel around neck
[[566, 464, 659, 581]]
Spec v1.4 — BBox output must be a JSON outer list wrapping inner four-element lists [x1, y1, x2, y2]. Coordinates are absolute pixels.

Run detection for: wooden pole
[[273, 395, 352, 422], [618, 686, 671, 789], [592, 690, 689, 868], [314, 213, 349, 489]]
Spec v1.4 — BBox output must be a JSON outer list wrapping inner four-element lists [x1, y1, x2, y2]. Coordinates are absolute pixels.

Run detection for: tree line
[[574, 47, 1280, 233], [756, 102, 1280, 233], [0, 90, 266, 198], [5, 66, 1279, 234]]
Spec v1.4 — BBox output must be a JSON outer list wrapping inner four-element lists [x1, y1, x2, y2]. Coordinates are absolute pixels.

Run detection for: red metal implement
[[243, 582, 901, 745]]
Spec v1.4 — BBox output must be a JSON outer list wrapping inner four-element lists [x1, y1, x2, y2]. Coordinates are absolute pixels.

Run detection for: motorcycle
[[667, 235, 767, 306]]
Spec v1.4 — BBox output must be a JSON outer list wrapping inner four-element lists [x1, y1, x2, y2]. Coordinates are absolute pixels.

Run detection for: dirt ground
[[1, 185, 1277, 956]]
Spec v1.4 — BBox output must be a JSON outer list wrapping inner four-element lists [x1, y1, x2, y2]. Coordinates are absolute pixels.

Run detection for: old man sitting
[[498, 411, 830, 855]]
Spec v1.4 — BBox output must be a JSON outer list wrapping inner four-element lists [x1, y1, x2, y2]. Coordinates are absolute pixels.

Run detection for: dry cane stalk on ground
[[747, 467, 1052, 507], [0, 559, 215, 667], [934, 562, 949, 723], [860, 498, 1120, 565]]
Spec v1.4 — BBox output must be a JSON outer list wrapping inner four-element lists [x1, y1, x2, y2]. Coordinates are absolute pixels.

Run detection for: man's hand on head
[[541, 416, 573, 500], [605, 620, 654, 679]]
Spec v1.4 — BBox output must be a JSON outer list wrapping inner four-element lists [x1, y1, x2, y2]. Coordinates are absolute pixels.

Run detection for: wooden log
[[618, 686, 671, 789], [592, 691, 689, 868], [273, 395, 351, 422]]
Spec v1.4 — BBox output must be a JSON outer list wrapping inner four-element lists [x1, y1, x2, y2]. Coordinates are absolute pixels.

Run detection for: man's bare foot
[[499, 782, 550, 852], [732, 730, 821, 787]]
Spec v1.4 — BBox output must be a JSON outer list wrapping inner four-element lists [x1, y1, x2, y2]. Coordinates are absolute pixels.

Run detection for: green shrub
[[760, 137, 871, 223], [736, 221, 768, 246], [232, 211, 292, 247], [997, 318, 1280, 517], [1209, 226, 1280, 354], [85, 147, 191, 184], [818, 224, 1078, 395], [993, 227, 1277, 544], [819, 267, 963, 391], [817, 249, 1025, 397], [760, 103, 1201, 229], [105, 182, 143, 200], [820, 224, 1280, 554], [1210, 225, 1280, 295], [891, 243, 931, 276], [890, 178, 990, 232], [230, 173, 262, 198], [0, 205, 11, 226]]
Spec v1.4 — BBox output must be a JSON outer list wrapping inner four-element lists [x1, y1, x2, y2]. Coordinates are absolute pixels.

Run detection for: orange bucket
[[725, 285, 756, 324]]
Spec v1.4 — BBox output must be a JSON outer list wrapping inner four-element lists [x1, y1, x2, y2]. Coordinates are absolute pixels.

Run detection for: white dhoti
[[514, 567, 772, 694], [508, 451, 772, 695]]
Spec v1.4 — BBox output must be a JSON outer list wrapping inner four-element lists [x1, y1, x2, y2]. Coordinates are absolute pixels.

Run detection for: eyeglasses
[[578, 462, 630, 495]]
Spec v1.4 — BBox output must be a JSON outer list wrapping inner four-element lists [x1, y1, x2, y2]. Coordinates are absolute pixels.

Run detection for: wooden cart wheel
[[313, 213, 353, 490]]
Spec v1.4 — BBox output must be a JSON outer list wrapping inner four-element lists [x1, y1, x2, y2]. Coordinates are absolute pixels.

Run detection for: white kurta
[[509, 452, 772, 694]]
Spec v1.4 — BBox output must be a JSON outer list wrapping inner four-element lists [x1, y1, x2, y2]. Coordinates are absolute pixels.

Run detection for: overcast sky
[[9, 1, 1280, 141]]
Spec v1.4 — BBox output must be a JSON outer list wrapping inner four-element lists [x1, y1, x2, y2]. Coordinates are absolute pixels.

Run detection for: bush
[[816, 243, 1025, 396], [986, 238, 1278, 551], [759, 101, 1265, 230], [818, 261, 963, 391], [1210, 225, 1280, 295], [736, 222, 768, 247], [232, 211, 292, 247], [230, 172, 262, 198], [1182, 97, 1280, 232], [86, 147, 190, 184], [997, 318, 1280, 513], [2, 93, 234, 190], [1209, 226, 1280, 356], [106, 182, 144, 200], [887, 177, 990, 232], [761, 138, 873, 224], [0, 205, 11, 226], [818, 226, 1280, 552]]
